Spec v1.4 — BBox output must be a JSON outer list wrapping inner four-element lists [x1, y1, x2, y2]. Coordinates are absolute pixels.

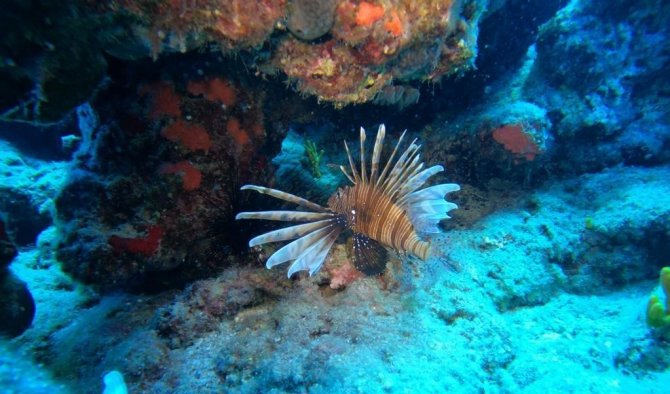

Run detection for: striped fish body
[[327, 184, 429, 260], [236, 124, 459, 278]]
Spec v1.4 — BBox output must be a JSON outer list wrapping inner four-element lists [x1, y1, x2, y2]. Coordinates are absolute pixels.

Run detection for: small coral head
[[647, 294, 670, 328], [661, 267, 670, 297], [646, 267, 670, 329]]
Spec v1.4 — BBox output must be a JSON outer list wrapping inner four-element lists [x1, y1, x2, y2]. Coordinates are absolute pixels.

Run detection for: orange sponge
[[356, 2, 384, 26]]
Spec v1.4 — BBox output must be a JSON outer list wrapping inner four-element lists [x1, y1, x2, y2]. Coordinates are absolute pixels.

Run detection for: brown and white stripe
[[237, 124, 459, 277]]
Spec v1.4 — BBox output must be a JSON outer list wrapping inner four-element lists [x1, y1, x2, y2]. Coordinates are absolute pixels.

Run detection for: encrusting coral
[[0, 0, 486, 123], [100, 0, 481, 107], [274, 0, 483, 106], [53, 67, 272, 289]]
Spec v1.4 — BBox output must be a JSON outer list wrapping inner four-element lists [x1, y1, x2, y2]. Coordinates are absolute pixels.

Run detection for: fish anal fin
[[350, 233, 388, 276]]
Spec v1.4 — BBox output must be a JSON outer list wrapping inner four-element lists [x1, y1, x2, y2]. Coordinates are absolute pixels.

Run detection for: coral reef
[[0, 0, 489, 123], [53, 64, 273, 289], [107, 0, 288, 54], [121, 0, 484, 106], [9, 163, 670, 392], [274, 0, 484, 106], [527, 0, 670, 171], [2, 0, 670, 392], [422, 0, 669, 189]]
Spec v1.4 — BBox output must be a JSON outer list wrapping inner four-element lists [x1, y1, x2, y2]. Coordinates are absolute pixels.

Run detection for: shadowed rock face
[[0, 220, 16, 269], [0, 219, 35, 338], [287, 0, 337, 40], [0, 272, 35, 338]]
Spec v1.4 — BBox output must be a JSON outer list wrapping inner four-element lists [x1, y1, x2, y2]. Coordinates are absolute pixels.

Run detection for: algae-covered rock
[[287, 0, 337, 40]]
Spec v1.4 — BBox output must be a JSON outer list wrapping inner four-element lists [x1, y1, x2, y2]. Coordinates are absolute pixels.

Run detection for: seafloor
[[1, 0, 669, 393]]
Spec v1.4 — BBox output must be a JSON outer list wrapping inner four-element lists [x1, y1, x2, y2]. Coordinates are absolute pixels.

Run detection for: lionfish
[[236, 124, 459, 277]]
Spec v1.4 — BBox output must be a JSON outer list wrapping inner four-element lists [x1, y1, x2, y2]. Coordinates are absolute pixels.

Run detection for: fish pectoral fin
[[349, 233, 388, 276]]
